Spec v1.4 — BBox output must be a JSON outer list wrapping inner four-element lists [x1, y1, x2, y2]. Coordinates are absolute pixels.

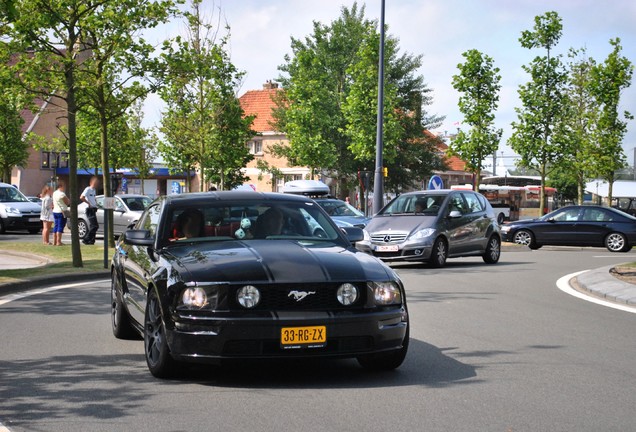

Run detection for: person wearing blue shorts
[[52, 181, 70, 246]]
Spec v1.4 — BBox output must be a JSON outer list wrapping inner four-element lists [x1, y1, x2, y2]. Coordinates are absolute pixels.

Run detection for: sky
[[143, 0, 636, 171]]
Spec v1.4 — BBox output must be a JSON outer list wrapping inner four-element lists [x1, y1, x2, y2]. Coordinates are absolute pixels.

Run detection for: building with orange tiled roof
[[239, 81, 311, 191]]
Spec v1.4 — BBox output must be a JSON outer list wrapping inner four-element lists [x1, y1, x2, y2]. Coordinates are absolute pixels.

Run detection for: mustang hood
[[162, 240, 389, 284], [366, 215, 437, 235]]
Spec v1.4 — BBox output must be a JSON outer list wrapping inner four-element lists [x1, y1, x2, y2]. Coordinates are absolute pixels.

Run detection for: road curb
[[0, 271, 110, 297], [575, 264, 636, 306]]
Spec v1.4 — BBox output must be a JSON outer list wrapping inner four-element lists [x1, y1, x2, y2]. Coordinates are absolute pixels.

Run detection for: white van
[[0, 182, 42, 234]]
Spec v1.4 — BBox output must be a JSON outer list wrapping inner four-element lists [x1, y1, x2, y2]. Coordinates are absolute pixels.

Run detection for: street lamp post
[[372, 0, 386, 215]]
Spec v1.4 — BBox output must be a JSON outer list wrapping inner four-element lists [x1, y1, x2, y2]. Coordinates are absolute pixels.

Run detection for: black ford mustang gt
[[111, 191, 409, 378]]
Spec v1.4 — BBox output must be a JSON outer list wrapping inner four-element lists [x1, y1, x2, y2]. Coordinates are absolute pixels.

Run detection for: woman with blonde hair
[[40, 184, 54, 245]]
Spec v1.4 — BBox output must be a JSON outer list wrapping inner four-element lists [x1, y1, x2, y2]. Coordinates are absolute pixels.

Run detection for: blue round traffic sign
[[427, 175, 444, 190]]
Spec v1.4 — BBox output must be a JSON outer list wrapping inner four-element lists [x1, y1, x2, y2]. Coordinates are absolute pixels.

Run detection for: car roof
[[161, 191, 313, 206], [400, 189, 458, 196]]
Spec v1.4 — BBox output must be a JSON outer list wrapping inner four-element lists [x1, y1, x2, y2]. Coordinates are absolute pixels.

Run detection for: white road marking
[[556, 271, 636, 314], [0, 422, 11, 432], [0, 280, 110, 306]]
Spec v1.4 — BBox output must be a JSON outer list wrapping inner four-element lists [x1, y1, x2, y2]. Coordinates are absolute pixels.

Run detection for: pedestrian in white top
[[80, 176, 100, 245], [52, 181, 70, 246], [40, 184, 54, 245]]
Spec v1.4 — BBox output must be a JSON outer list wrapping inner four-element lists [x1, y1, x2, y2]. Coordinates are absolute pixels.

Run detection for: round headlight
[[337, 283, 359, 306], [372, 281, 402, 305], [181, 287, 208, 308], [237, 285, 260, 309]]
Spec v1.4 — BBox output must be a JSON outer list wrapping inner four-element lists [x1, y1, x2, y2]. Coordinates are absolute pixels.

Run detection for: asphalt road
[[1, 248, 635, 432]]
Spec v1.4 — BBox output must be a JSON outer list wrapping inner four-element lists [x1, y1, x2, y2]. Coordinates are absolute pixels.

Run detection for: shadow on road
[[176, 338, 479, 389]]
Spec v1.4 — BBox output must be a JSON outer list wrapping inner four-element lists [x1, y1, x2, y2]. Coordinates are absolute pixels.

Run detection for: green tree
[[510, 11, 570, 215], [159, 0, 254, 191], [451, 49, 502, 192], [274, 3, 442, 195], [76, 0, 175, 245], [0, 48, 30, 182], [589, 38, 633, 202], [123, 100, 158, 195], [4, 0, 94, 266], [562, 48, 598, 204]]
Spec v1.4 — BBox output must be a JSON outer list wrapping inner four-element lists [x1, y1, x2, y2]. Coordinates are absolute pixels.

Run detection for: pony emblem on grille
[[288, 290, 316, 302]]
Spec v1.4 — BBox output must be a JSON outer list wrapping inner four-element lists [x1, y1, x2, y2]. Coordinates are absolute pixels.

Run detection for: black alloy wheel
[[144, 289, 176, 378], [111, 274, 139, 340], [429, 238, 448, 268], [483, 235, 501, 264]]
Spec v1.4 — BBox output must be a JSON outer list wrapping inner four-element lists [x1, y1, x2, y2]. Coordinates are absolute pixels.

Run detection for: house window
[[41, 152, 50, 169], [247, 140, 263, 156], [59, 152, 68, 168]]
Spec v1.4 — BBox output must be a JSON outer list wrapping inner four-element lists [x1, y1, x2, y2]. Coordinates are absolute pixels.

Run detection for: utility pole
[[372, 0, 386, 215]]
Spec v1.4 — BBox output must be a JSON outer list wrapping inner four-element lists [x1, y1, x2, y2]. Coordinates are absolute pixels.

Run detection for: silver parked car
[[356, 190, 501, 267], [77, 194, 152, 239]]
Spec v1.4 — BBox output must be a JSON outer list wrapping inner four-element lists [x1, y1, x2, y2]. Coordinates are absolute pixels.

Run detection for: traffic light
[[383, 166, 388, 177]]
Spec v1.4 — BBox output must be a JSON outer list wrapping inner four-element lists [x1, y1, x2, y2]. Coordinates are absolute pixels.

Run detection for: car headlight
[[500, 225, 511, 233], [411, 228, 435, 239], [237, 285, 261, 309], [180, 287, 208, 309], [336, 283, 359, 306], [362, 229, 371, 242], [5, 207, 20, 215], [370, 281, 402, 305]]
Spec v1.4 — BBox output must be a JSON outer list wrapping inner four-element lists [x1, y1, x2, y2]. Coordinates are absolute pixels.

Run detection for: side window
[[96, 196, 104, 209], [552, 208, 580, 222], [448, 194, 468, 215], [462, 193, 485, 213], [582, 208, 613, 222], [115, 198, 125, 211], [140, 204, 161, 236]]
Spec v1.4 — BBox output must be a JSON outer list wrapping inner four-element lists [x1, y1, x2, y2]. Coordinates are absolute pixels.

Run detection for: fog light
[[414, 249, 422, 255], [181, 287, 208, 308], [237, 285, 260, 308], [371, 281, 402, 305], [337, 283, 359, 306]]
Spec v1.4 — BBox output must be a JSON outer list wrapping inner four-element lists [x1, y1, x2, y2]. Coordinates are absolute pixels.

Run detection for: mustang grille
[[229, 283, 367, 311], [371, 233, 408, 243]]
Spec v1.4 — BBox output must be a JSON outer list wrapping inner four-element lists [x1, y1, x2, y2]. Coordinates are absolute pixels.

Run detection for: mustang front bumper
[[165, 308, 408, 363]]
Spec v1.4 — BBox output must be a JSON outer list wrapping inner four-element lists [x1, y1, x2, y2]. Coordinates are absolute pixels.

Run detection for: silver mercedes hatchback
[[356, 190, 501, 267]]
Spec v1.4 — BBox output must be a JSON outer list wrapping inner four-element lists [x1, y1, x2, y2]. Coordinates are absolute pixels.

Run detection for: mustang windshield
[[318, 200, 365, 217], [381, 194, 446, 216], [165, 201, 341, 243]]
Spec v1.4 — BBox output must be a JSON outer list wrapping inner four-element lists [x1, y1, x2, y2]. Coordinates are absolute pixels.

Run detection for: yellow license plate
[[280, 326, 327, 349]]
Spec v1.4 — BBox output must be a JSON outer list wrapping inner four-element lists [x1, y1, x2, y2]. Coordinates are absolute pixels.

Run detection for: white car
[[77, 194, 152, 239], [0, 182, 42, 234]]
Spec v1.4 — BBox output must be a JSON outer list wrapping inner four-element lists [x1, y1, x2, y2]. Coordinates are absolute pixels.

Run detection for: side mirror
[[341, 226, 364, 243], [547, 217, 556, 223], [448, 210, 462, 219], [123, 229, 154, 247]]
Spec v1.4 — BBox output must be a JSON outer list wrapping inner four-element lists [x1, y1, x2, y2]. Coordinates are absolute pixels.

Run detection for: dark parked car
[[78, 194, 151, 239], [356, 190, 501, 267], [111, 191, 409, 378], [501, 205, 636, 252]]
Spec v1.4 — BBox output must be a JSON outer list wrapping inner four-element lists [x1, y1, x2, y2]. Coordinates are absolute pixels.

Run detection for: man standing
[[80, 176, 100, 245]]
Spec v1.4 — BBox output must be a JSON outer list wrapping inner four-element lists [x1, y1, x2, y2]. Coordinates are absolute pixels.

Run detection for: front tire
[[497, 212, 505, 225], [77, 219, 88, 240], [513, 229, 536, 248], [605, 232, 629, 252], [358, 325, 409, 371], [429, 238, 448, 268], [111, 274, 139, 340], [144, 289, 176, 378], [483, 235, 501, 264]]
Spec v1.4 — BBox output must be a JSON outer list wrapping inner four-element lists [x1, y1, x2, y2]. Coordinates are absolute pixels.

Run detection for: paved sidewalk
[[0, 250, 51, 270], [575, 264, 636, 306]]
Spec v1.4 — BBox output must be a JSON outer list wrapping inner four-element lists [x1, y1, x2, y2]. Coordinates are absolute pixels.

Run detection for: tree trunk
[[577, 173, 584, 205], [540, 164, 547, 215], [97, 92, 115, 248], [65, 60, 83, 267], [607, 176, 614, 205], [474, 168, 481, 192]]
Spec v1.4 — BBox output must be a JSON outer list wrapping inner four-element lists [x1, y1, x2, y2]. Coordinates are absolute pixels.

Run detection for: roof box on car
[[282, 180, 330, 196]]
